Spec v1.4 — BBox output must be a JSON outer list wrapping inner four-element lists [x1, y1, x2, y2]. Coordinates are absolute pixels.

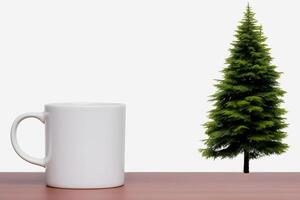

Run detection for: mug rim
[[45, 102, 125, 108]]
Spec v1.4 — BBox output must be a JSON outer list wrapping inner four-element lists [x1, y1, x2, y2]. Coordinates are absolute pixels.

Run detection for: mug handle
[[10, 112, 46, 167]]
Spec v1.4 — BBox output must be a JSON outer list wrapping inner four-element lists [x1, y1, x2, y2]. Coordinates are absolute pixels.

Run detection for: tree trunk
[[243, 150, 249, 173]]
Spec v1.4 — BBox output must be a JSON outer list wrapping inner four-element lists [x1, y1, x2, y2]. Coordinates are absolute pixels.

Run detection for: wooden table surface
[[0, 172, 299, 200]]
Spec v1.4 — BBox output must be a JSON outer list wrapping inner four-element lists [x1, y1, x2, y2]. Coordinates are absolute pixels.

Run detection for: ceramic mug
[[10, 103, 126, 189]]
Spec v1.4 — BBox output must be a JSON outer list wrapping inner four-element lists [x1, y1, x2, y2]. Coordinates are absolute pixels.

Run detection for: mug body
[[44, 103, 125, 188]]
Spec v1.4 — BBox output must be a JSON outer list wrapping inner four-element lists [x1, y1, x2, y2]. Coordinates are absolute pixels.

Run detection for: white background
[[0, 0, 299, 172]]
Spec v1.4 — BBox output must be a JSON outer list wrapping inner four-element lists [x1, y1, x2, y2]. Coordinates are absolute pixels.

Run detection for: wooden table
[[0, 172, 299, 200]]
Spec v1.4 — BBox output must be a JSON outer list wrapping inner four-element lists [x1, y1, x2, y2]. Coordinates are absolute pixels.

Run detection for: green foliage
[[200, 5, 288, 162]]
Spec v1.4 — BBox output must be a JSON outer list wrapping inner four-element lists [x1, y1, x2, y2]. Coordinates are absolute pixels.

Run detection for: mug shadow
[[1, 173, 127, 200], [0, 172, 44, 185]]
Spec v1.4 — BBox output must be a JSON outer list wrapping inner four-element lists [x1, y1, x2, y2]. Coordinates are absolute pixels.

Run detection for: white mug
[[10, 103, 126, 189]]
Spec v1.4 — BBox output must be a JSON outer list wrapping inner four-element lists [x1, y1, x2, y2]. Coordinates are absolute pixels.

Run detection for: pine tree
[[200, 4, 288, 173]]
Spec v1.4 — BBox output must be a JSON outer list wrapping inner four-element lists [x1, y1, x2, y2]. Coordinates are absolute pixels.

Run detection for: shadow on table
[[1, 172, 43, 186], [1, 173, 127, 200]]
